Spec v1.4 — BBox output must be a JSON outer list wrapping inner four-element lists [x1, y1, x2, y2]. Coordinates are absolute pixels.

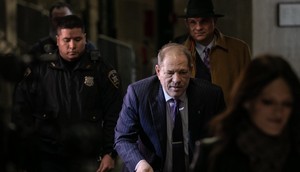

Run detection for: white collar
[[196, 37, 215, 52]]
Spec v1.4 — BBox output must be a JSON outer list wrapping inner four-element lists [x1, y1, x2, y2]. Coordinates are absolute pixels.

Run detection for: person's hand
[[136, 160, 154, 172], [96, 154, 115, 172]]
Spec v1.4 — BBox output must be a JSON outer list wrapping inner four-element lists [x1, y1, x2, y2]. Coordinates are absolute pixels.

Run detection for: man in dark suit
[[114, 43, 225, 172]]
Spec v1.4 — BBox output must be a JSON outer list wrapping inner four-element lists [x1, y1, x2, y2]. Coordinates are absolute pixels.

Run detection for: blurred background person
[[0, 53, 29, 172], [190, 54, 300, 172], [28, 1, 73, 57], [173, 0, 251, 105], [0, 33, 29, 172]]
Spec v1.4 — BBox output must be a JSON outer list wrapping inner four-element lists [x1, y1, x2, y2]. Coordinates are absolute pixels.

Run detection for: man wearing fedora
[[173, 0, 251, 105]]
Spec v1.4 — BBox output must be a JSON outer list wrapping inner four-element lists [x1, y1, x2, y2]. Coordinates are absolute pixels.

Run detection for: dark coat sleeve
[[114, 84, 146, 171]]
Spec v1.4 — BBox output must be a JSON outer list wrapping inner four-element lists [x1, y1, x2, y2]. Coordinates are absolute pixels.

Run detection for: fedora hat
[[178, 0, 224, 18]]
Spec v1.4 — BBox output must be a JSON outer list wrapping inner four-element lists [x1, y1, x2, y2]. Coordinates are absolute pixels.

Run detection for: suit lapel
[[149, 84, 167, 158], [187, 80, 205, 140]]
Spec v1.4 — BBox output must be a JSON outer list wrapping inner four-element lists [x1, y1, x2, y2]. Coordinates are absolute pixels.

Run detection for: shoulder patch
[[108, 70, 120, 89]]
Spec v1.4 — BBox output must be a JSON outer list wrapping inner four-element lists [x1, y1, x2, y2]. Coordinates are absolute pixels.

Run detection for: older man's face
[[156, 53, 191, 99]]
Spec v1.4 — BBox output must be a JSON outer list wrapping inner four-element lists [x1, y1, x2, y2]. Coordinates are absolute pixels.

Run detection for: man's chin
[[169, 91, 183, 98], [194, 36, 206, 42], [67, 56, 80, 61]]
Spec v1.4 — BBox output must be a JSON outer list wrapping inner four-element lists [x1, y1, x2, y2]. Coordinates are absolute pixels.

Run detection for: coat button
[[92, 116, 96, 120], [43, 114, 47, 118]]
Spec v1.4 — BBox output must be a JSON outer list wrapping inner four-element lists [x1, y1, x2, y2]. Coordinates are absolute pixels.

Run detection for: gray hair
[[157, 43, 193, 69]]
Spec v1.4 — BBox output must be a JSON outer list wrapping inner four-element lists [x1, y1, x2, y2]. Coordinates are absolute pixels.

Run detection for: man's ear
[[56, 35, 59, 46], [155, 65, 160, 75]]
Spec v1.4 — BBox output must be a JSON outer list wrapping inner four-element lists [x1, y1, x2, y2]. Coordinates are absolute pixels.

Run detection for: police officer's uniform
[[12, 49, 122, 172]]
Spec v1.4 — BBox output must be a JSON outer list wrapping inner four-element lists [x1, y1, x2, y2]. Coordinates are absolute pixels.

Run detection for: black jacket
[[12, 50, 122, 159]]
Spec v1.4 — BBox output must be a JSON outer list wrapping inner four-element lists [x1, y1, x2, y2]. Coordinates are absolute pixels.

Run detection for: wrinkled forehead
[[161, 53, 189, 67]]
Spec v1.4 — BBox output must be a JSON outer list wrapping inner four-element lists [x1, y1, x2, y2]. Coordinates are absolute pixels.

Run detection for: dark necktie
[[203, 48, 210, 69], [171, 99, 185, 172]]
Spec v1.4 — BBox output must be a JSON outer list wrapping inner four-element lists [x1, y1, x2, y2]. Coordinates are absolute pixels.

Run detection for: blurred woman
[[190, 54, 300, 172]]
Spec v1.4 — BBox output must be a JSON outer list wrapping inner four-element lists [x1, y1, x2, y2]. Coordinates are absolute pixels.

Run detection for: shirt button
[[43, 114, 47, 118]]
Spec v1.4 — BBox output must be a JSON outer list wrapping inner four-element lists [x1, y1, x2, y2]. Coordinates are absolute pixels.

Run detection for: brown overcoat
[[183, 29, 251, 104]]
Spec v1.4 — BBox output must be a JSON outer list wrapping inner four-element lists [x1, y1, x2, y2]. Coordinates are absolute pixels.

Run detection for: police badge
[[84, 76, 94, 87]]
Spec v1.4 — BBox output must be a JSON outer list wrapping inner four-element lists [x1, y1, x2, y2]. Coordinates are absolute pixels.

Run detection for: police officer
[[12, 15, 122, 172], [29, 1, 96, 59]]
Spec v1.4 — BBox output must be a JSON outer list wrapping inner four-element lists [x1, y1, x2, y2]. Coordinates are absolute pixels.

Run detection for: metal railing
[[97, 34, 136, 93]]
